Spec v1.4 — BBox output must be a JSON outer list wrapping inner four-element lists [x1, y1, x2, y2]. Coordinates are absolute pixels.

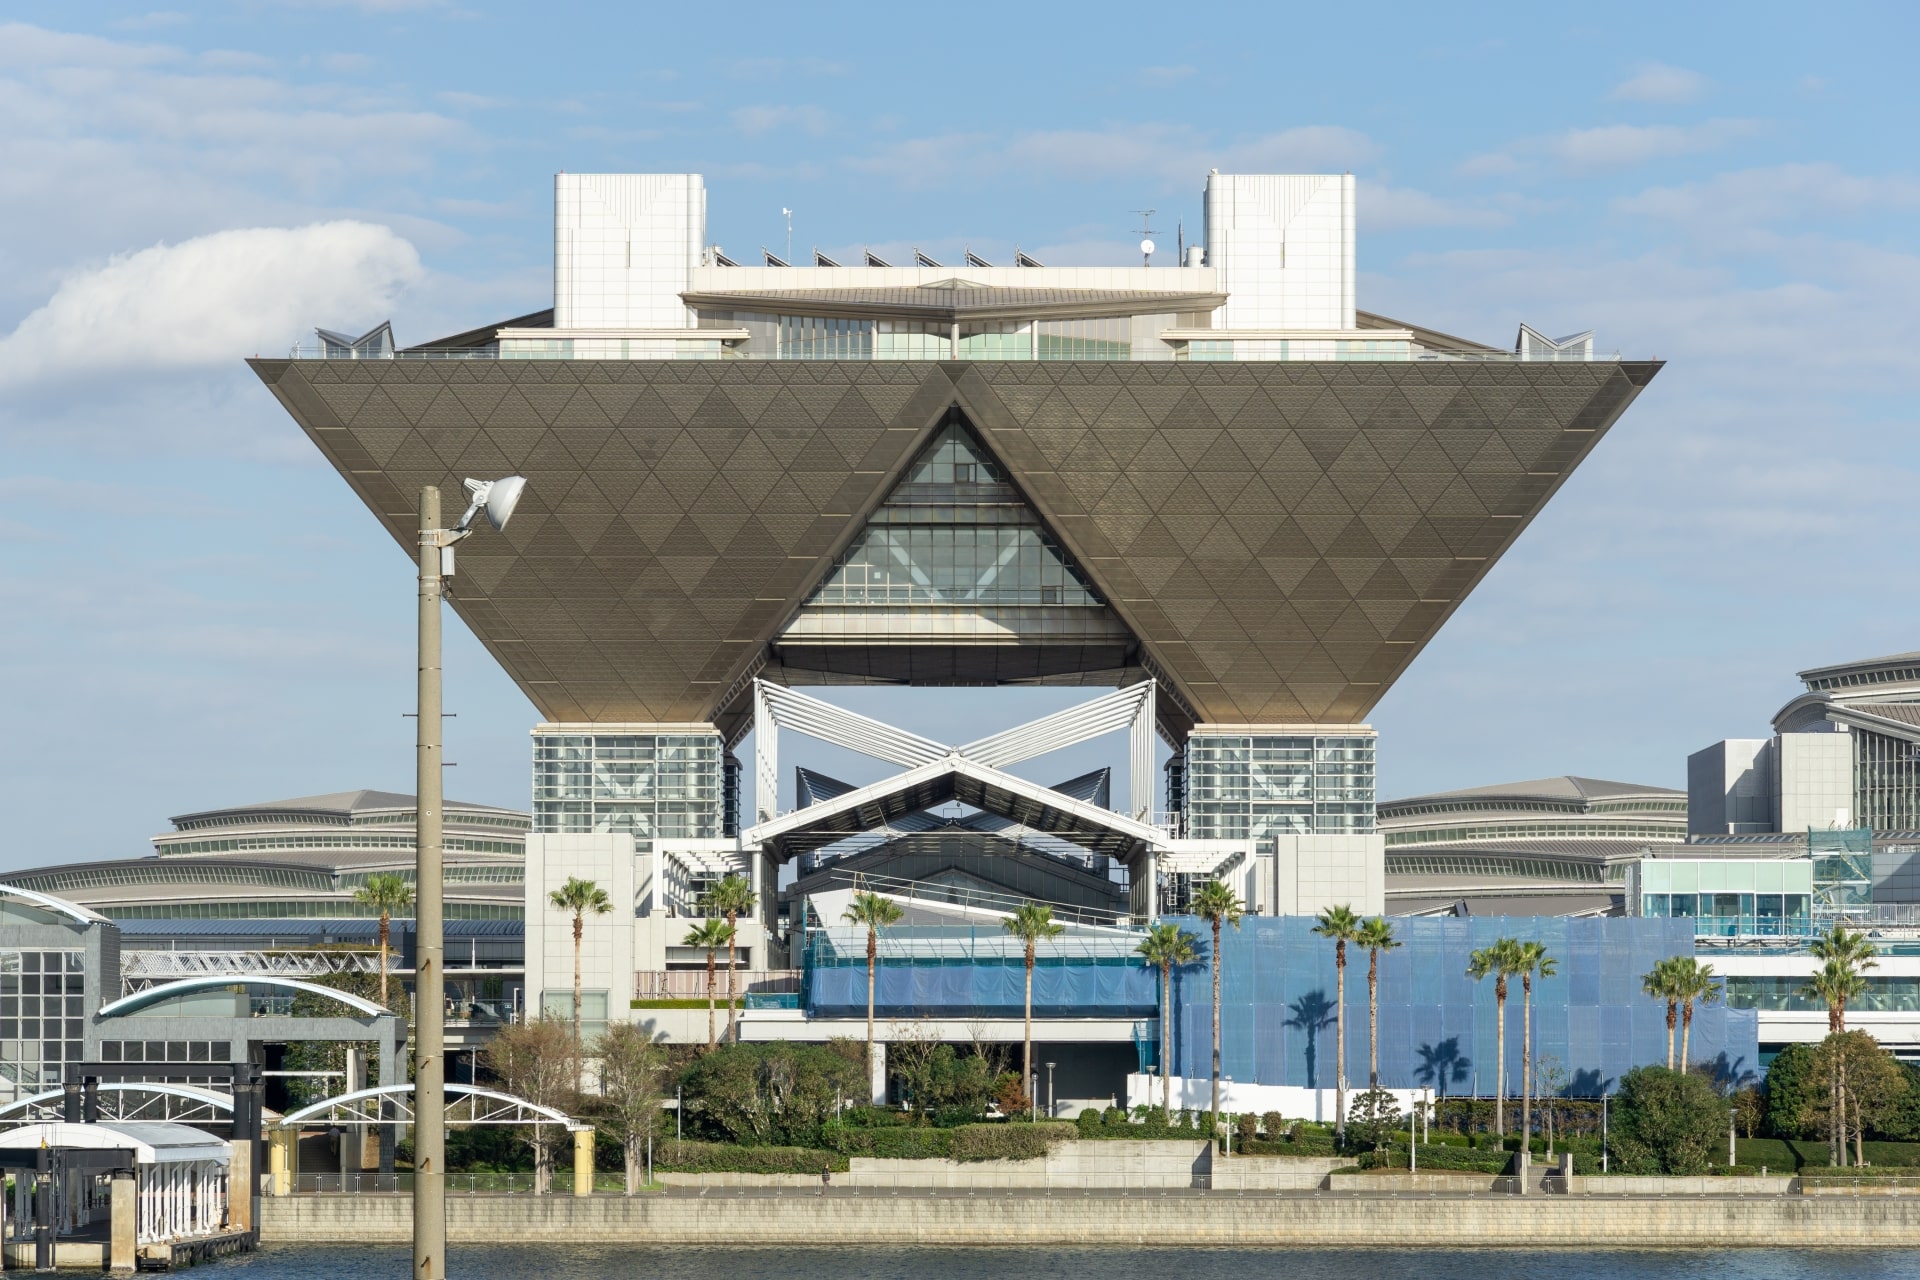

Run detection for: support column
[[1128, 680, 1157, 822], [753, 680, 777, 826], [108, 1172, 134, 1273], [34, 1151, 52, 1273], [226, 1140, 252, 1235], [267, 1129, 293, 1197], [572, 1130, 594, 1197]]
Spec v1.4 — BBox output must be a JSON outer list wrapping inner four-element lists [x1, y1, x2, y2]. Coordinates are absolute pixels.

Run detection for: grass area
[[630, 998, 740, 1009]]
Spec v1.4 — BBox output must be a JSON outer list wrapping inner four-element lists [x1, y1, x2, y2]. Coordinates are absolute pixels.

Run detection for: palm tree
[[1514, 940, 1555, 1146], [1192, 881, 1244, 1141], [1312, 905, 1362, 1143], [1669, 957, 1721, 1069], [548, 877, 613, 1046], [682, 918, 734, 1049], [1809, 924, 1877, 1033], [1136, 922, 1198, 1122], [843, 891, 904, 1085], [1004, 903, 1065, 1116], [1356, 917, 1400, 1090], [1642, 956, 1683, 1069], [700, 874, 757, 1044], [352, 872, 413, 1005], [1806, 957, 1872, 1166], [1467, 939, 1522, 1136]]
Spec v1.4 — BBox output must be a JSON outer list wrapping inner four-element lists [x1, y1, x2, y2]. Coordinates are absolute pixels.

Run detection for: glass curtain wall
[[1184, 734, 1377, 842], [531, 732, 725, 844]]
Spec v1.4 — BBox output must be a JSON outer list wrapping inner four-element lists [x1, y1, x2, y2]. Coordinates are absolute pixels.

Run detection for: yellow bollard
[[572, 1128, 594, 1197]]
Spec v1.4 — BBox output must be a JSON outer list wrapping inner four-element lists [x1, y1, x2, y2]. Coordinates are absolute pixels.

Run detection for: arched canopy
[[0, 1083, 237, 1117], [277, 1084, 588, 1132], [0, 1121, 229, 1165], [97, 975, 390, 1020], [0, 883, 108, 927]]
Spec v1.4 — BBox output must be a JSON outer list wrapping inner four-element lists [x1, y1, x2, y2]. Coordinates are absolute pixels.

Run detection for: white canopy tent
[[0, 1121, 230, 1246]]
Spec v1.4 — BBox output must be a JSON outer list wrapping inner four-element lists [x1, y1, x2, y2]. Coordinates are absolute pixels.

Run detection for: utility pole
[[415, 486, 447, 1280]]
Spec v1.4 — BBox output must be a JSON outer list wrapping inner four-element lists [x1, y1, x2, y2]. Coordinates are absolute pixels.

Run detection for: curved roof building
[[1379, 775, 1687, 916], [9, 790, 527, 921]]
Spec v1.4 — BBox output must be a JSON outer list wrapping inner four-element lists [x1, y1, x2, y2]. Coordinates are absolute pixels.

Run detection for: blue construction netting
[[1162, 915, 1761, 1096], [802, 926, 1158, 1019]]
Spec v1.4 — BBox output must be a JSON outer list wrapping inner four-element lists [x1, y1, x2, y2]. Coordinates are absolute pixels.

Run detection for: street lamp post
[[414, 477, 525, 1280], [1045, 1062, 1055, 1119]]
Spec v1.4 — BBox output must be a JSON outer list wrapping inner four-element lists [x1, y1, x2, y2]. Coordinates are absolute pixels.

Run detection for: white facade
[[1687, 738, 1773, 836], [554, 173, 706, 330], [1203, 172, 1356, 331], [523, 832, 638, 1025], [1269, 833, 1386, 917], [1773, 729, 1853, 833]]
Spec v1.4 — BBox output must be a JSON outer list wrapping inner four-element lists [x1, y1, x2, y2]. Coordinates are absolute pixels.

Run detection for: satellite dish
[[1140, 238, 1156, 258], [482, 475, 528, 531]]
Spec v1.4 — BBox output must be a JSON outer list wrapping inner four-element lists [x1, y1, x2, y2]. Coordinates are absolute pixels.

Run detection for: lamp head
[[455, 475, 528, 532]]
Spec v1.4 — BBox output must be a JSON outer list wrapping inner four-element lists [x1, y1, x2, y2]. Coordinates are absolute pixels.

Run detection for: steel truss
[[276, 1083, 588, 1132]]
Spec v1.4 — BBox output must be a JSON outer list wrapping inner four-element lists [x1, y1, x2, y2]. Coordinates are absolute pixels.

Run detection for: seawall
[[260, 1193, 1920, 1248]]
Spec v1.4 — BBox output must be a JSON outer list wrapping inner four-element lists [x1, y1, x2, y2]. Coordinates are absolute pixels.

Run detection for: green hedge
[[1358, 1145, 1509, 1173], [949, 1122, 1074, 1162], [653, 1140, 847, 1174], [825, 1126, 954, 1159], [1238, 1136, 1337, 1157]]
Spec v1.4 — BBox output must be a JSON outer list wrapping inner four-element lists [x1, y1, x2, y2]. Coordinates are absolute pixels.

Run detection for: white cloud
[[731, 104, 831, 136], [850, 124, 1376, 190], [1615, 163, 1920, 227], [1139, 65, 1195, 88], [1549, 119, 1759, 171], [1610, 63, 1707, 104], [0, 222, 422, 389], [1365, 185, 1510, 231]]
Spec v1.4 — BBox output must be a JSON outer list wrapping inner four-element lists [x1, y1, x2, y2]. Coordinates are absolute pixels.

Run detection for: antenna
[[781, 207, 793, 267], [1131, 208, 1157, 267]]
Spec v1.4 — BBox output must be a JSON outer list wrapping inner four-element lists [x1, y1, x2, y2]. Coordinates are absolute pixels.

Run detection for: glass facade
[[1855, 725, 1920, 832], [1184, 733, 1376, 843], [803, 422, 1106, 610], [0, 950, 86, 1101], [1725, 975, 1920, 1013], [1035, 317, 1129, 360], [531, 731, 726, 846], [1167, 915, 1756, 1094], [778, 315, 871, 359], [1635, 859, 1816, 938]]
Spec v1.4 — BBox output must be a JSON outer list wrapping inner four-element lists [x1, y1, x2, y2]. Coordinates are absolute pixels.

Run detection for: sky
[[2, 2, 1918, 870]]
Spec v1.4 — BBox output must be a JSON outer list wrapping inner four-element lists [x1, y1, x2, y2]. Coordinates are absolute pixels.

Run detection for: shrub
[[1607, 1066, 1728, 1176], [1261, 1111, 1284, 1140], [949, 1121, 1073, 1162], [653, 1140, 847, 1175], [1101, 1105, 1127, 1128], [1076, 1107, 1104, 1137], [1236, 1113, 1259, 1147], [679, 1041, 866, 1148]]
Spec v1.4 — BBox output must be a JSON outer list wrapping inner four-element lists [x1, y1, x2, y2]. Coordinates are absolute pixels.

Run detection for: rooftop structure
[[1378, 775, 1687, 916]]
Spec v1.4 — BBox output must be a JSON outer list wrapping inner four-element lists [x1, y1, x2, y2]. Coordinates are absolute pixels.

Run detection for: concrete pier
[[260, 1191, 1920, 1248]]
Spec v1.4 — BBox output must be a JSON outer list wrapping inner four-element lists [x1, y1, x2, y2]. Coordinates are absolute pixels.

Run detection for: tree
[[1668, 957, 1721, 1069], [1799, 1031, 1908, 1167], [548, 877, 614, 1047], [1763, 1042, 1821, 1139], [1356, 917, 1400, 1091], [1514, 940, 1555, 1146], [1135, 922, 1198, 1123], [682, 918, 734, 1050], [1809, 924, 1878, 1033], [1606, 1065, 1726, 1176], [484, 1017, 580, 1194], [842, 891, 904, 1089], [1467, 938, 1523, 1135], [1194, 881, 1244, 1142], [1806, 956, 1873, 1165], [700, 874, 757, 1045], [1312, 905, 1362, 1144], [1641, 956, 1683, 1070], [678, 1041, 865, 1147], [1346, 1089, 1404, 1152], [352, 873, 414, 1005], [593, 1022, 665, 1193], [1003, 902, 1065, 1116], [1731, 1084, 1765, 1141]]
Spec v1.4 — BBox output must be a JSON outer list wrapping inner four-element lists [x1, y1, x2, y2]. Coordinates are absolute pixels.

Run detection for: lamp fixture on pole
[[414, 474, 525, 1280]]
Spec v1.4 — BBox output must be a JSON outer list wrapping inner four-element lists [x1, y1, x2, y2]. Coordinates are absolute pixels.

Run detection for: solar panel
[[711, 248, 740, 267], [813, 249, 841, 267], [864, 250, 892, 267], [762, 247, 790, 267], [1015, 250, 1044, 268], [965, 250, 993, 268], [914, 248, 942, 268]]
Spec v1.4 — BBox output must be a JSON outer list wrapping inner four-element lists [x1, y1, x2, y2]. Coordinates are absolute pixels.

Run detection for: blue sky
[[2, 2, 1917, 868]]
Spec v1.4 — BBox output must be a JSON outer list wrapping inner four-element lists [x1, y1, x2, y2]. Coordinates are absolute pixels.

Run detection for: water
[[199, 1246, 1920, 1280]]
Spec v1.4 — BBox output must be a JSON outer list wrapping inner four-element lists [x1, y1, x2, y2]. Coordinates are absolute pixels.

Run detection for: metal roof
[[1381, 775, 1683, 811], [168, 789, 523, 827]]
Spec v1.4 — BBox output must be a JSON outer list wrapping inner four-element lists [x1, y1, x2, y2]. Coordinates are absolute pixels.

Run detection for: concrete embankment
[[260, 1193, 1920, 1248]]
